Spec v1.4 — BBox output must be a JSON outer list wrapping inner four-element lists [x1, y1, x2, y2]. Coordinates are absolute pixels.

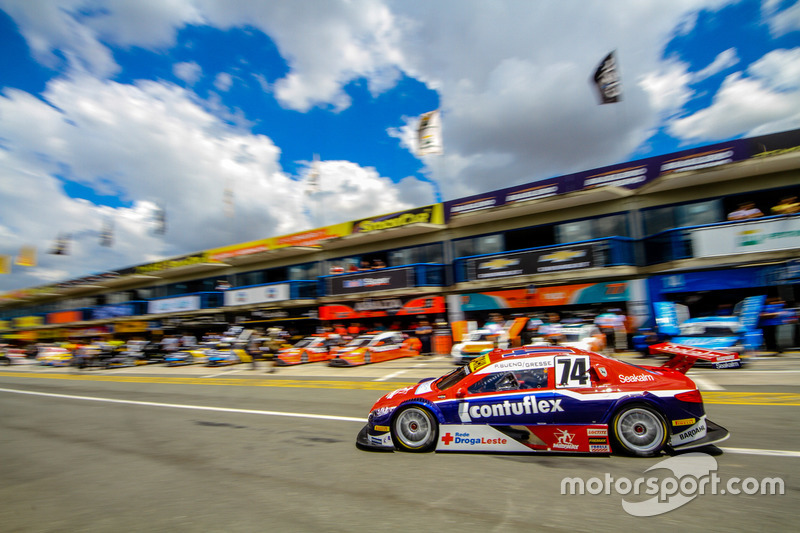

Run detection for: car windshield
[[345, 336, 374, 348], [678, 323, 741, 337], [465, 331, 492, 341], [435, 366, 470, 391], [293, 337, 316, 348]]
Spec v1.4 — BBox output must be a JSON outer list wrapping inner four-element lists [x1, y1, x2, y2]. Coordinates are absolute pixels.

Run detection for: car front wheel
[[611, 405, 668, 457], [391, 405, 438, 452]]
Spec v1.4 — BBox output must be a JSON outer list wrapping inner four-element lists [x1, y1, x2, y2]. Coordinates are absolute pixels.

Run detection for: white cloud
[[214, 72, 233, 92], [0, 75, 415, 290], [694, 48, 740, 81], [173, 61, 202, 85], [762, 0, 800, 36], [668, 48, 800, 141], [639, 59, 694, 116]]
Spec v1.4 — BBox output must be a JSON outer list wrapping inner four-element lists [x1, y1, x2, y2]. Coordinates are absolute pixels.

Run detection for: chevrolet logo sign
[[479, 258, 519, 270], [541, 250, 585, 263]]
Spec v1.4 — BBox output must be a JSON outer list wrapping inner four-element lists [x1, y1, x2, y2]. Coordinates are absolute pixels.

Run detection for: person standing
[[415, 319, 433, 355]]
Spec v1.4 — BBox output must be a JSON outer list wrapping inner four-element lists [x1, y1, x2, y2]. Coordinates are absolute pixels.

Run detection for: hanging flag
[[306, 154, 320, 195], [15, 245, 36, 267], [592, 51, 622, 104], [223, 184, 234, 218], [0, 255, 10, 274], [153, 205, 166, 235], [49, 233, 70, 255], [417, 110, 443, 156], [100, 219, 114, 247]]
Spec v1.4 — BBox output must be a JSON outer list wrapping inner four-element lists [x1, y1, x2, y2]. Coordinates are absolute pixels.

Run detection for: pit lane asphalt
[[1, 352, 798, 532]]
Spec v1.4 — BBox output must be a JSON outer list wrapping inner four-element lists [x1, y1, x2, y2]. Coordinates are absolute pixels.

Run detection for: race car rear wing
[[649, 342, 741, 373]]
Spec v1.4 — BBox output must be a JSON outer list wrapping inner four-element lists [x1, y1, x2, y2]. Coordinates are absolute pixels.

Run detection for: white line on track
[[4, 386, 800, 458], [201, 369, 244, 378], [374, 370, 408, 382], [0, 387, 366, 423], [720, 447, 800, 458]]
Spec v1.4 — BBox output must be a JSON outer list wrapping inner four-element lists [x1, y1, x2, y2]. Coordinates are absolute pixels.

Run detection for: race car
[[667, 317, 748, 363], [274, 334, 344, 366], [205, 342, 252, 367], [165, 343, 212, 366], [528, 323, 607, 353], [356, 343, 730, 457], [451, 317, 529, 365], [37, 344, 74, 367], [450, 329, 501, 365], [0, 344, 28, 366], [329, 331, 420, 367]]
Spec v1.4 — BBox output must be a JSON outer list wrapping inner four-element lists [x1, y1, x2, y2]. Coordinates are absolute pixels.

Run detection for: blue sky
[[0, 0, 798, 292]]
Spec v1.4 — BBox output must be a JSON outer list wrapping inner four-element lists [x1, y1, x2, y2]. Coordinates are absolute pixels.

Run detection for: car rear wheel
[[392, 406, 438, 452], [611, 405, 668, 457]]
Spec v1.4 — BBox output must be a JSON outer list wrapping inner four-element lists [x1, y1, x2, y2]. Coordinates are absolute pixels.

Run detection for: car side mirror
[[455, 388, 467, 399]]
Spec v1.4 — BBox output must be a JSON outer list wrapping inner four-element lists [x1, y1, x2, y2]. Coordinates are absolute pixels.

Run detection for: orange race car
[[274, 334, 345, 366], [328, 331, 421, 367]]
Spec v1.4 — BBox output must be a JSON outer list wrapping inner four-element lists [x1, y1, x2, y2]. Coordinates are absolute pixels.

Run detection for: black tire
[[611, 404, 668, 457], [391, 405, 438, 452], [0, 356, 10, 366]]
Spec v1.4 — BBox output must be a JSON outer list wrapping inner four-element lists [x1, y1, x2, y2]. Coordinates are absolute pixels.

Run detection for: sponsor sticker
[[672, 418, 697, 427]]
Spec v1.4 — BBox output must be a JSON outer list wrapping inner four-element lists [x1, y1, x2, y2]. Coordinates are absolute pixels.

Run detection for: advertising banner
[[691, 217, 800, 257], [47, 310, 83, 324], [444, 138, 751, 221], [223, 284, 290, 306], [466, 244, 595, 281], [326, 268, 413, 296], [12, 316, 43, 328], [147, 295, 200, 315], [114, 321, 150, 333], [91, 303, 136, 320], [319, 296, 445, 321], [457, 281, 629, 311], [351, 204, 444, 234]]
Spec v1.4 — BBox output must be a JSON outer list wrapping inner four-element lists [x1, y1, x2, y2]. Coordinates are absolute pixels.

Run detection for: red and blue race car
[[356, 343, 730, 456]]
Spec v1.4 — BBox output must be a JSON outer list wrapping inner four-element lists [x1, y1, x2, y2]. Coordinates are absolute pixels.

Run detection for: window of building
[[556, 214, 627, 243], [642, 199, 723, 235], [453, 234, 503, 258]]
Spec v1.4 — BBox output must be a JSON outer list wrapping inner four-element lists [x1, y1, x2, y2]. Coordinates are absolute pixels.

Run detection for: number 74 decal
[[555, 355, 591, 388]]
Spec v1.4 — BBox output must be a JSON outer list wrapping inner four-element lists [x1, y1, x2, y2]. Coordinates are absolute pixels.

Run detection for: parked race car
[[165, 343, 212, 366], [528, 323, 607, 353], [667, 317, 747, 365], [205, 342, 252, 367], [356, 343, 730, 456], [451, 317, 528, 365], [274, 334, 344, 366], [0, 344, 28, 366], [329, 331, 420, 367], [37, 344, 74, 367]]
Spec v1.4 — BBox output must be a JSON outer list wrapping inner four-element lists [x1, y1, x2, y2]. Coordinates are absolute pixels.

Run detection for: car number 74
[[554, 355, 591, 388]]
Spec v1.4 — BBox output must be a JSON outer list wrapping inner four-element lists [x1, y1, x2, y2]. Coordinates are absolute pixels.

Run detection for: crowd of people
[[727, 195, 799, 220]]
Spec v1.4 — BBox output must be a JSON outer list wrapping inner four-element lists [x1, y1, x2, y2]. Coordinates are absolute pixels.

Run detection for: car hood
[[371, 380, 437, 410]]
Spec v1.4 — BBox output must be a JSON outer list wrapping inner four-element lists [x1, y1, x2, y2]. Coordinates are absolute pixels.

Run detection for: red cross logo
[[442, 432, 454, 445]]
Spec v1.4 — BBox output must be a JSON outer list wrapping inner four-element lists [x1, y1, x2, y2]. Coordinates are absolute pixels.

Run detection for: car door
[[550, 352, 610, 425], [455, 368, 556, 426]]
